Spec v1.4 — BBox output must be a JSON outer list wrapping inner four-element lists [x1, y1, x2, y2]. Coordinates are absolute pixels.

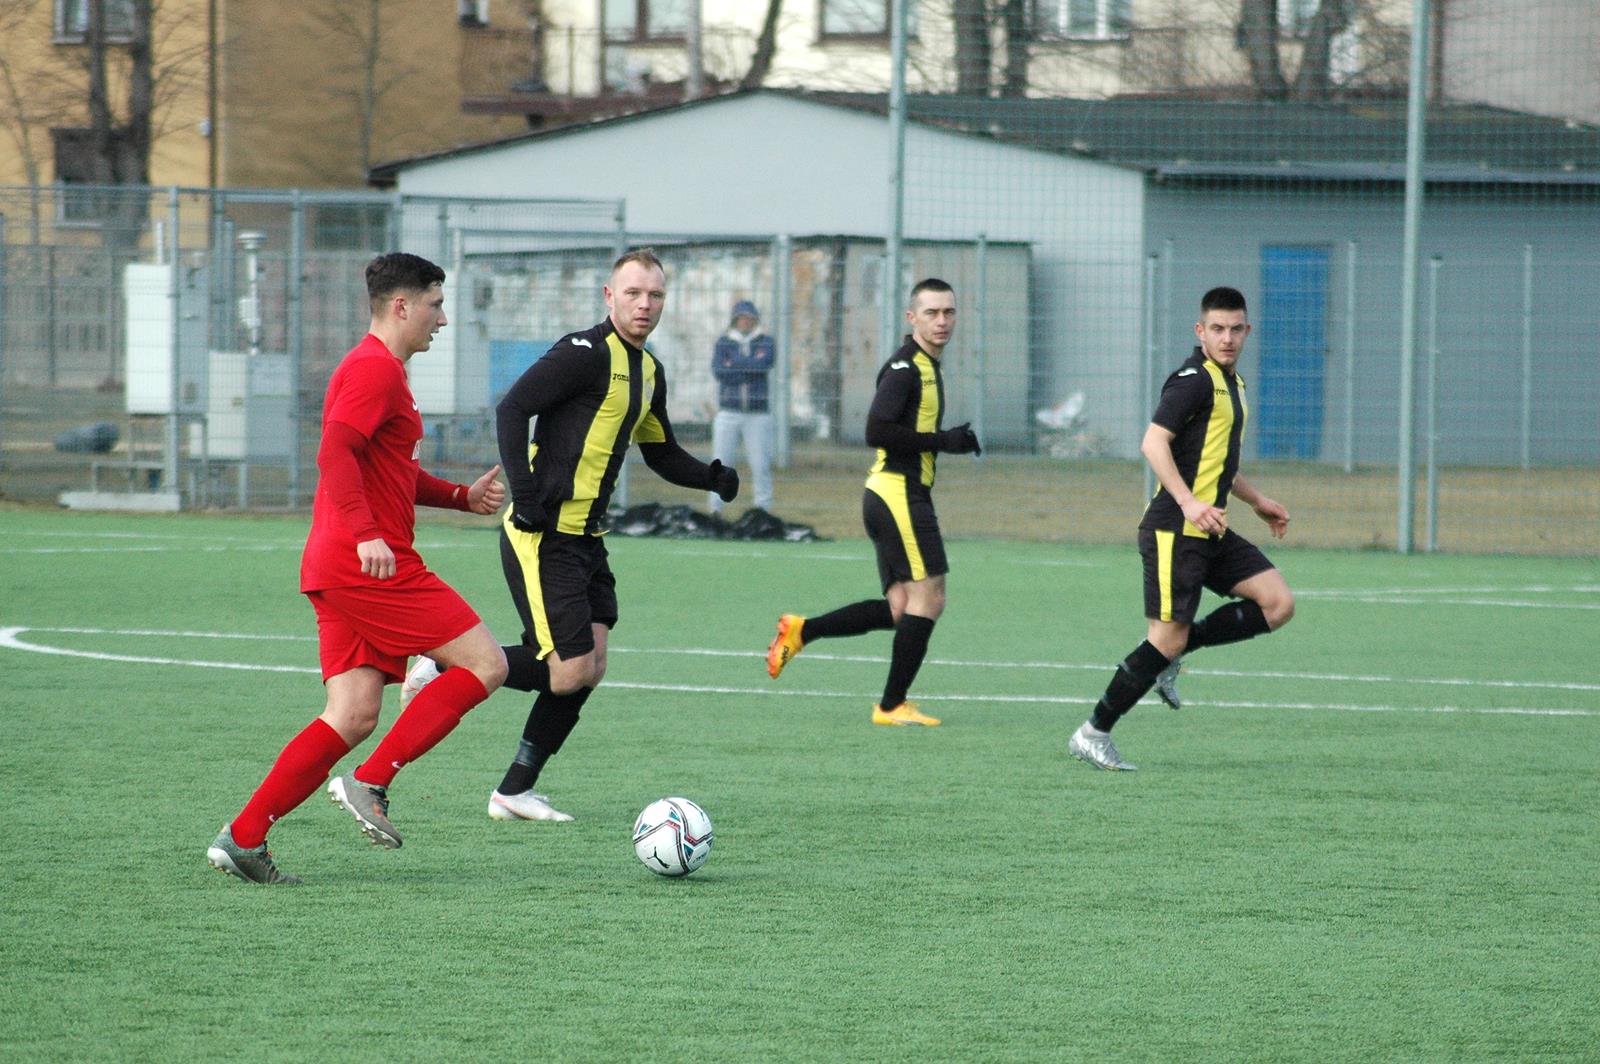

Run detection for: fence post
[[882, 0, 908, 364], [1396, 0, 1432, 555], [165, 187, 182, 500], [1520, 243, 1533, 470], [288, 189, 305, 507], [0, 212, 6, 462], [1344, 240, 1357, 473], [772, 233, 791, 468], [46, 244, 57, 388], [1425, 255, 1441, 553], [1142, 252, 1158, 502], [974, 232, 988, 451]]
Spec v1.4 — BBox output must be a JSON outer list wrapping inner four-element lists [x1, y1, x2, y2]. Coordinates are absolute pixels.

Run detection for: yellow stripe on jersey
[[1185, 359, 1237, 538], [1155, 528, 1175, 621], [865, 470, 927, 581], [557, 332, 644, 535], [631, 354, 664, 444], [913, 352, 939, 487], [501, 515, 555, 659], [868, 350, 942, 488]]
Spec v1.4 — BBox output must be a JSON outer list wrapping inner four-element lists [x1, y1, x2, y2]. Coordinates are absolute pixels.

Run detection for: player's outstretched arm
[[1232, 474, 1289, 539]]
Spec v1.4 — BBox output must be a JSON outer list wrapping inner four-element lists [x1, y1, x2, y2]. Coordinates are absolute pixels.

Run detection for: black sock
[[1187, 600, 1270, 651], [502, 644, 551, 693], [800, 599, 895, 643], [880, 613, 936, 709], [1089, 641, 1172, 732], [497, 687, 593, 794]]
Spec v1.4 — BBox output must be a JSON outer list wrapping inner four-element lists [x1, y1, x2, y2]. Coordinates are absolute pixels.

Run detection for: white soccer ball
[[631, 797, 713, 877]]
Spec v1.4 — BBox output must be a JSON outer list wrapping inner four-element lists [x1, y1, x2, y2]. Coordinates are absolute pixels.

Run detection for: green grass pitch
[[1, 508, 1596, 1062]]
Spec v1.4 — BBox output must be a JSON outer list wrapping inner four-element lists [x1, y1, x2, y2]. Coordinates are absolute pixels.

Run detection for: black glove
[[937, 422, 982, 456], [509, 505, 542, 534], [708, 459, 740, 503]]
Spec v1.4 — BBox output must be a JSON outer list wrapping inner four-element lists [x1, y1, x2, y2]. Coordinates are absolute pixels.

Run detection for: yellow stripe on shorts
[[866, 471, 926, 582], [1155, 528, 1175, 622], [502, 512, 555, 659]]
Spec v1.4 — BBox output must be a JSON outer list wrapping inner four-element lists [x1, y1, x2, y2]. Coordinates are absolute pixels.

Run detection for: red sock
[[356, 668, 489, 788], [231, 718, 350, 848]]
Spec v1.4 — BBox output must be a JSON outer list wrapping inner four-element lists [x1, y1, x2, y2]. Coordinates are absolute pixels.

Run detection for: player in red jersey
[[206, 252, 508, 885]]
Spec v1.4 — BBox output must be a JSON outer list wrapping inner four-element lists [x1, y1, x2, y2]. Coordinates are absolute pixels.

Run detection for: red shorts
[[306, 570, 481, 684]]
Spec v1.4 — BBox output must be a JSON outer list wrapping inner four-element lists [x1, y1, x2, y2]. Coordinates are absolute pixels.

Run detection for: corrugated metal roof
[[370, 89, 1600, 185], [814, 93, 1600, 179]]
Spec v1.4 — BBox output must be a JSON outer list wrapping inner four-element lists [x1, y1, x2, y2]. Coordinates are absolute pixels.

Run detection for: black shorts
[[1138, 527, 1273, 625], [862, 472, 948, 593], [500, 519, 618, 659]]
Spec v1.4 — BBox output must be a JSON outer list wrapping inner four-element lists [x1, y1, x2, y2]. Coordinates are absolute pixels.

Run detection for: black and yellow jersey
[[496, 317, 711, 536], [1140, 347, 1248, 538], [864, 337, 944, 491]]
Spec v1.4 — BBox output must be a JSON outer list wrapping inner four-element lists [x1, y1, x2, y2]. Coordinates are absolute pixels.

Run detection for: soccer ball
[[631, 797, 713, 877]]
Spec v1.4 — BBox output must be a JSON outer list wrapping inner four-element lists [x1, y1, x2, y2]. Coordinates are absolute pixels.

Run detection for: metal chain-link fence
[[3, 0, 1597, 559]]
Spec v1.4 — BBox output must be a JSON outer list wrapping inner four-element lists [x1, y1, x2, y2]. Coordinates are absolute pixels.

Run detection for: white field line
[[1, 625, 1594, 717]]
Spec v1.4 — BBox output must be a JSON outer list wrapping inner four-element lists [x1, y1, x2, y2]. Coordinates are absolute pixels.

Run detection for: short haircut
[[612, 247, 665, 277], [909, 277, 955, 306], [366, 253, 445, 312], [1200, 286, 1248, 315]]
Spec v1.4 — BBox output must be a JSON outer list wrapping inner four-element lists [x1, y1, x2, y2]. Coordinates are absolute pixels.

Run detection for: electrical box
[[192, 352, 293, 461], [124, 262, 209, 415]]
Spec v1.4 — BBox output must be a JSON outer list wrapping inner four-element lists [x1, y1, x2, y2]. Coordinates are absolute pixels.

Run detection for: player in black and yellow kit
[[401, 249, 738, 820], [765, 278, 981, 726], [1069, 286, 1295, 771]]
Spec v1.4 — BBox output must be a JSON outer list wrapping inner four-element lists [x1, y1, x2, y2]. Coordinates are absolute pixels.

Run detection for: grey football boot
[[1154, 656, 1183, 710], [328, 773, 403, 848], [207, 825, 303, 885], [1068, 722, 1138, 771]]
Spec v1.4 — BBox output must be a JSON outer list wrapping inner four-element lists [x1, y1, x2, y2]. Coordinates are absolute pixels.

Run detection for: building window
[[52, 128, 111, 224], [605, 0, 687, 41], [822, 0, 887, 36], [1279, 0, 1351, 37], [54, 0, 135, 42], [818, 0, 919, 39], [1034, 0, 1132, 41], [458, 0, 489, 27]]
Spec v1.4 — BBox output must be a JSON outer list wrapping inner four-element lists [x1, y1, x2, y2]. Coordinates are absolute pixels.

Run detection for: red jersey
[[300, 334, 428, 591]]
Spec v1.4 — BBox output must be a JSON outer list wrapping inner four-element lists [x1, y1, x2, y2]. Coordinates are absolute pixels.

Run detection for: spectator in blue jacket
[[709, 299, 776, 514]]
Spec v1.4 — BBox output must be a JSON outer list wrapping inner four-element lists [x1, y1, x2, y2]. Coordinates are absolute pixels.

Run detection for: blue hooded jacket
[[712, 301, 776, 412]]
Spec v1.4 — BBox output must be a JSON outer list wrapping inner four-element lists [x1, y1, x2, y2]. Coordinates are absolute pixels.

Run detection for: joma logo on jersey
[[611, 372, 630, 382]]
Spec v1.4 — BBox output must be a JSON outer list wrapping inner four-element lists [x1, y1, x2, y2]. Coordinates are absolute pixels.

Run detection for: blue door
[[1257, 246, 1328, 459]]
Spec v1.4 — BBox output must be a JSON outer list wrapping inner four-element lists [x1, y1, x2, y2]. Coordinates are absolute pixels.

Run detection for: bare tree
[[295, 0, 420, 182], [1239, 0, 1289, 98], [952, 0, 991, 94], [738, 0, 783, 91], [946, 0, 1032, 97], [1239, 0, 1365, 102], [1291, 0, 1354, 100], [0, 0, 57, 239], [999, 0, 1029, 97], [78, 0, 155, 246]]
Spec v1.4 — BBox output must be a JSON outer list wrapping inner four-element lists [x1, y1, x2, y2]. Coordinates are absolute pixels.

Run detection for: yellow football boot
[[766, 614, 805, 679], [871, 701, 941, 727]]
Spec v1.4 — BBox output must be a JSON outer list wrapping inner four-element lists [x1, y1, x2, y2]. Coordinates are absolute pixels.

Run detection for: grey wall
[[1144, 183, 1600, 466], [393, 92, 1150, 454]]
